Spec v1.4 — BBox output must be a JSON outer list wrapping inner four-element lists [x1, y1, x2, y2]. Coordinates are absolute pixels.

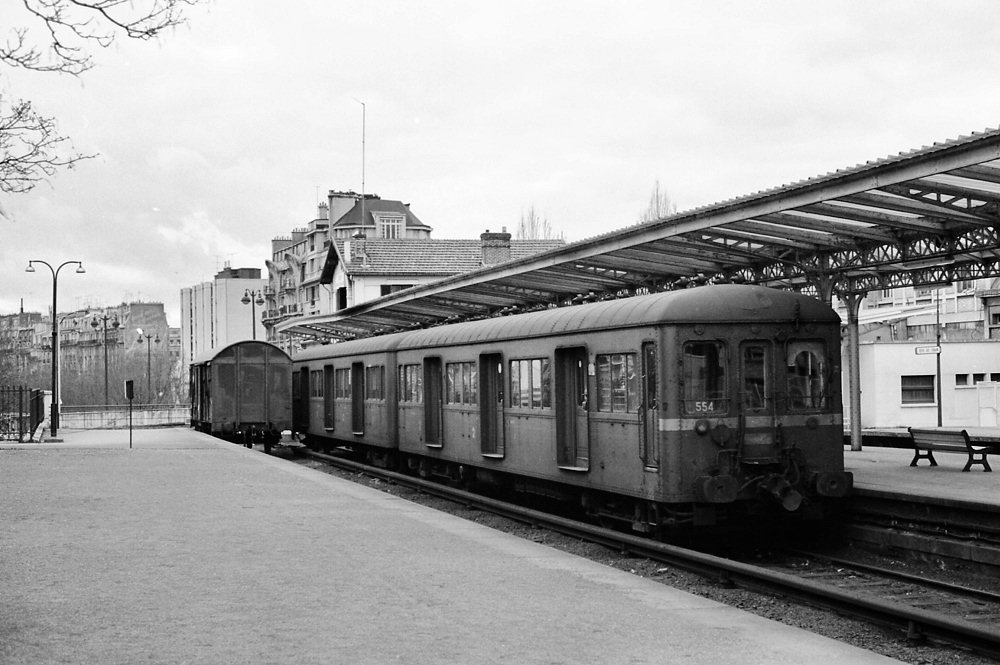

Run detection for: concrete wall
[[846, 341, 1000, 428]]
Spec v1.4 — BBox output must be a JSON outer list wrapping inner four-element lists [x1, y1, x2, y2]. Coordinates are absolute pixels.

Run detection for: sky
[[3, 1, 1000, 327]]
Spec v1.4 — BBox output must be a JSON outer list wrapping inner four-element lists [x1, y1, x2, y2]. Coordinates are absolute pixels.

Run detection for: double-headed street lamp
[[25, 259, 85, 437], [241, 289, 265, 340], [136, 329, 161, 403], [90, 313, 120, 406]]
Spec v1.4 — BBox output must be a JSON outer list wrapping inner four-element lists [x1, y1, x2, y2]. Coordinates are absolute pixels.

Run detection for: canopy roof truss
[[280, 129, 1000, 341]]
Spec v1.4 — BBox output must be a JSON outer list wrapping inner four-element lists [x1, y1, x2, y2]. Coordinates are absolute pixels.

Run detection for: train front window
[[786, 340, 827, 410], [741, 343, 769, 411], [682, 341, 728, 415]]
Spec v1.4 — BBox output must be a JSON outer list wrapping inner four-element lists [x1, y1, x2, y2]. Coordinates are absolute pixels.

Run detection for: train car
[[191, 340, 292, 452], [293, 284, 852, 531], [293, 336, 402, 466]]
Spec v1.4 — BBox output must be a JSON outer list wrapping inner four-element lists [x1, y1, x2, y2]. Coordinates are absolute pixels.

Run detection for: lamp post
[[25, 259, 85, 436], [90, 313, 120, 406], [136, 329, 160, 403], [241, 289, 265, 340]]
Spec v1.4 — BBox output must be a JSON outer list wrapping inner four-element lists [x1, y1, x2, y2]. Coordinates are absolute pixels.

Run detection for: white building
[[839, 279, 1000, 429], [180, 266, 267, 369]]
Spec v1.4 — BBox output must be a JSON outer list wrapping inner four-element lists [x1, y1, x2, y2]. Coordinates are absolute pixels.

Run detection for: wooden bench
[[908, 427, 998, 472]]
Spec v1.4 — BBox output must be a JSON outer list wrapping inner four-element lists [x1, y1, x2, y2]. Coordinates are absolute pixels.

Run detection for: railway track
[[292, 447, 1000, 660]]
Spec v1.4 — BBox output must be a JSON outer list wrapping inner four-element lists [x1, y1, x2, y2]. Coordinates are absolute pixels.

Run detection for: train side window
[[447, 362, 478, 405], [334, 368, 351, 399], [741, 343, 769, 411], [509, 358, 551, 409], [365, 365, 385, 400], [786, 340, 827, 410], [596, 353, 638, 413], [310, 370, 324, 398], [398, 364, 423, 403], [682, 341, 728, 415]]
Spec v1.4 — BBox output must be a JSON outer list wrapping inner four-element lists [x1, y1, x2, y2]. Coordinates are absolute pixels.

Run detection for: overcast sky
[[3, 1, 1000, 326]]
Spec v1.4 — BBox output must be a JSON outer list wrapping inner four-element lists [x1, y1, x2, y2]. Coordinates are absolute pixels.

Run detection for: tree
[[638, 180, 677, 224], [0, 0, 201, 194], [516, 204, 563, 240]]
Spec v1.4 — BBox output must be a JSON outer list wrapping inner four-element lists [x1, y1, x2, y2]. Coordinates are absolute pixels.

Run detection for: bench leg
[[962, 454, 991, 472], [910, 450, 937, 467]]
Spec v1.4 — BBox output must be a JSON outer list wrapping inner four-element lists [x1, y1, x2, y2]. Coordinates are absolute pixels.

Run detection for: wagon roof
[[191, 340, 292, 365], [295, 285, 838, 358]]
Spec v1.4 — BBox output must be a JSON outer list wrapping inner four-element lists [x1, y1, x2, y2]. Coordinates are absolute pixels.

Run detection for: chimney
[[351, 232, 368, 264], [481, 227, 512, 266]]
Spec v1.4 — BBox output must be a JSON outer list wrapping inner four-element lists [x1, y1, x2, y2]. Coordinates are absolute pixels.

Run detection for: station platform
[[845, 436, 1000, 508], [1, 428, 903, 665]]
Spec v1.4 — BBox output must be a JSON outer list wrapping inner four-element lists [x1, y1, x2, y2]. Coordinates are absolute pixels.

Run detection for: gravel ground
[[299, 458, 999, 665]]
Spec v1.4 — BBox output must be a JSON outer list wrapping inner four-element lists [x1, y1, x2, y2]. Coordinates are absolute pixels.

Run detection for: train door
[[323, 365, 335, 431], [739, 341, 777, 463], [555, 347, 589, 468], [640, 342, 659, 469], [293, 367, 309, 432], [424, 357, 443, 446], [351, 361, 365, 435], [238, 343, 266, 425], [479, 353, 504, 456]]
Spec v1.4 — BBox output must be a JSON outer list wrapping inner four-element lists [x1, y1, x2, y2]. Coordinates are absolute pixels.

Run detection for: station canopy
[[279, 128, 1000, 341]]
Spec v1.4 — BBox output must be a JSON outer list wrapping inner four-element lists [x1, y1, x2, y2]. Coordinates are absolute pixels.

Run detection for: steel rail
[[300, 449, 1000, 659]]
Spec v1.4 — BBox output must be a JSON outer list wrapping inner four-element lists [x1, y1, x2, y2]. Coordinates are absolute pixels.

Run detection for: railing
[[60, 405, 189, 430], [0, 386, 45, 441]]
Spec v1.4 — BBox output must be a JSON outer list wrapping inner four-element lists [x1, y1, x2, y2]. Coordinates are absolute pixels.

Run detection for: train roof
[[191, 340, 292, 366], [294, 285, 838, 359]]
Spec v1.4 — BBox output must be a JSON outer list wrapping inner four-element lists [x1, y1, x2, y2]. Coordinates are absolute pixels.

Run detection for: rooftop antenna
[[353, 97, 366, 230]]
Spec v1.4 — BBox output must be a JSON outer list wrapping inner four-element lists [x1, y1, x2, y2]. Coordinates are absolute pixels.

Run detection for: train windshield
[[682, 341, 728, 415], [786, 340, 827, 410]]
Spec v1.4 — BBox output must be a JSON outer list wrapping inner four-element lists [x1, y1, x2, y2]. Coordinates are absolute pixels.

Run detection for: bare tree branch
[[2, 0, 198, 75], [0, 0, 202, 194], [638, 180, 676, 224], [516, 204, 563, 240], [0, 98, 92, 194]]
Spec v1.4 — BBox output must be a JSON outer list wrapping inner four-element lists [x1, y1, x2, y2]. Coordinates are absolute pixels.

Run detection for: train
[[281, 284, 853, 531], [190, 340, 292, 453]]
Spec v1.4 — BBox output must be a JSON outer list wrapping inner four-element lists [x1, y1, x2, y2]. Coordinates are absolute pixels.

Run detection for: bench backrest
[[908, 428, 970, 447]]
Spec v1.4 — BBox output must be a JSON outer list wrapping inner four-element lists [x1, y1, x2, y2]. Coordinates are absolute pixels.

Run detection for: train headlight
[[814, 471, 853, 497], [695, 475, 738, 503], [694, 419, 710, 436]]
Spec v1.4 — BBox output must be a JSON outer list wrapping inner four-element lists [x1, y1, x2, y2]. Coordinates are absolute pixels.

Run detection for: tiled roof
[[335, 238, 566, 275], [331, 198, 431, 230]]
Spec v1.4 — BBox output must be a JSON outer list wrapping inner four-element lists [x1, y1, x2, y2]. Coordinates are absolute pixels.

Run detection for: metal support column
[[844, 293, 863, 451]]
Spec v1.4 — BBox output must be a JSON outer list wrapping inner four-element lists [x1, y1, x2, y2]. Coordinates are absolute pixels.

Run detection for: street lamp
[[90, 313, 120, 406], [25, 259, 85, 436], [136, 329, 160, 403], [241, 289, 265, 340]]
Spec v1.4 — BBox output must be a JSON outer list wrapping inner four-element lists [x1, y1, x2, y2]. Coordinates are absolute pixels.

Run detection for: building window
[[956, 374, 969, 386], [365, 366, 385, 400], [446, 362, 478, 405], [509, 358, 550, 409], [380, 284, 414, 296], [335, 368, 351, 399], [398, 364, 423, 403], [375, 214, 403, 239], [596, 353, 638, 413], [901, 375, 935, 404]]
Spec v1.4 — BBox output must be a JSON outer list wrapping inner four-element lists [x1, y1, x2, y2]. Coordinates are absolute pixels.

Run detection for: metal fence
[[0, 386, 45, 442]]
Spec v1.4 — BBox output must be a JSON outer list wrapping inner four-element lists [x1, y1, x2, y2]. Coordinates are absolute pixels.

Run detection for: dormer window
[[373, 212, 403, 239]]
